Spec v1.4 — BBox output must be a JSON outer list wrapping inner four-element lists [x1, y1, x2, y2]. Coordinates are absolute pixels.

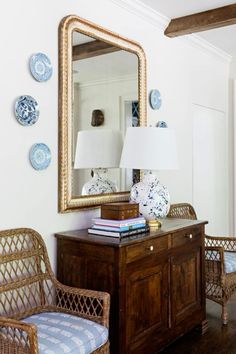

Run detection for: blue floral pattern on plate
[[156, 121, 167, 128], [29, 143, 51, 170], [149, 89, 162, 110], [15, 95, 39, 126], [29, 53, 52, 82]]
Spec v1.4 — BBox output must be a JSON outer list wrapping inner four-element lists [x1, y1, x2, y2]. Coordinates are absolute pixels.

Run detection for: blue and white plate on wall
[[15, 95, 39, 126], [29, 53, 53, 82], [149, 89, 162, 110], [29, 143, 51, 170]]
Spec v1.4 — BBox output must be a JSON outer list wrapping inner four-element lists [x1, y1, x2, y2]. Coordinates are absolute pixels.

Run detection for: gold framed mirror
[[58, 15, 147, 212]]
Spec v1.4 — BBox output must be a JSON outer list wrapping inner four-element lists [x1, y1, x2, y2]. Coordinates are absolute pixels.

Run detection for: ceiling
[[73, 50, 138, 83], [139, 0, 236, 57]]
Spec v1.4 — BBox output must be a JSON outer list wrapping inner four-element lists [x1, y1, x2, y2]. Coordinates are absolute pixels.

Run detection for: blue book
[[92, 223, 146, 232]]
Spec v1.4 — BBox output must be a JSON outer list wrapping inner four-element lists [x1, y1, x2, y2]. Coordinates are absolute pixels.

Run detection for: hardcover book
[[92, 223, 146, 232], [92, 216, 145, 227], [88, 226, 148, 238]]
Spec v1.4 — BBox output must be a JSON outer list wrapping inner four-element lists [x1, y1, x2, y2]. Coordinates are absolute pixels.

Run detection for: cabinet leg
[[221, 304, 228, 325], [195, 319, 208, 335]]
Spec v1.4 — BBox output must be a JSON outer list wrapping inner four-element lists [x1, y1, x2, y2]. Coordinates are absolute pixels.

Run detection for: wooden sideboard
[[55, 218, 207, 354]]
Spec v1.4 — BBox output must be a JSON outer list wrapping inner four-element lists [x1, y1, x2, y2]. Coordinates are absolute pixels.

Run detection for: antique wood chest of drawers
[[55, 218, 207, 354]]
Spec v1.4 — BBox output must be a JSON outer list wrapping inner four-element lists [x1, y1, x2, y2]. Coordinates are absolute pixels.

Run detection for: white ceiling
[[139, 0, 236, 57], [73, 31, 95, 45], [73, 50, 138, 83]]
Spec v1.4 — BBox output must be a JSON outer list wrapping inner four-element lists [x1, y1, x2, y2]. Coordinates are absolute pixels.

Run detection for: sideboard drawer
[[126, 236, 168, 263], [171, 227, 202, 248]]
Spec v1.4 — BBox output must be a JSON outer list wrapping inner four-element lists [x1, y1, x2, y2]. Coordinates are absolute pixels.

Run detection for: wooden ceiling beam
[[164, 4, 236, 38], [72, 40, 121, 61]]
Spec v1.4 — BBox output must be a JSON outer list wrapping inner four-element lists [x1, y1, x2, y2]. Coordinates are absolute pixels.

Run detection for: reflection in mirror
[[71, 31, 139, 196], [74, 129, 123, 195]]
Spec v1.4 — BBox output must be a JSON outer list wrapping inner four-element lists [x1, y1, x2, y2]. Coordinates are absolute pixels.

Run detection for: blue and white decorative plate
[[29, 143, 51, 170], [29, 53, 52, 82], [15, 95, 39, 126], [156, 120, 167, 128], [149, 89, 162, 110]]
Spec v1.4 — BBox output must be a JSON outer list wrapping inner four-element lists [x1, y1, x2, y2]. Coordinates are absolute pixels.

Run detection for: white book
[[92, 216, 146, 227]]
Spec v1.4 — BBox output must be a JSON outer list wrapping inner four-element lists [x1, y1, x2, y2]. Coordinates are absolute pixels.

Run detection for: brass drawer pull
[[185, 234, 193, 239], [146, 245, 154, 251]]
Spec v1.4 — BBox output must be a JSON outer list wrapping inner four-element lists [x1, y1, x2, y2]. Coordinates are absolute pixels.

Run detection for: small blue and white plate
[[29, 53, 53, 82], [149, 89, 162, 110], [29, 143, 51, 170], [15, 95, 39, 126], [156, 121, 167, 128]]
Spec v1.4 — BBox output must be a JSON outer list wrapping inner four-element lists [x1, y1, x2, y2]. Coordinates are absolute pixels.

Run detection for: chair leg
[[221, 304, 228, 325]]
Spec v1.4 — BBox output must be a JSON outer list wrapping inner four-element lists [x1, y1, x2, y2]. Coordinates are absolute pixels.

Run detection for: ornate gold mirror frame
[[58, 15, 147, 212]]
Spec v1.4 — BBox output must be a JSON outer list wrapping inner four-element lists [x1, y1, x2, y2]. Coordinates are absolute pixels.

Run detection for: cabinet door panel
[[62, 253, 85, 287], [86, 260, 115, 293], [126, 258, 168, 341], [171, 246, 201, 325]]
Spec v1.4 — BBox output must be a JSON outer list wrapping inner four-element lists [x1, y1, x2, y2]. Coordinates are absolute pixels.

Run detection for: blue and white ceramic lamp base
[[82, 169, 118, 195], [130, 170, 170, 220]]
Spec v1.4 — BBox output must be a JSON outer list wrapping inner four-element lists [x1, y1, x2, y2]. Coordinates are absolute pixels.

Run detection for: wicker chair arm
[[0, 316, 38, 354], [205, 235, 236, 251], [205, 246, 225, 279], [54, 280, 110, 328]]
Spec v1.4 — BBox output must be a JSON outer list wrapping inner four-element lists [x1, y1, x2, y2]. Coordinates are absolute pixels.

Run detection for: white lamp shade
[[74, 129, 123, 169], [120, 127, 178, 170]]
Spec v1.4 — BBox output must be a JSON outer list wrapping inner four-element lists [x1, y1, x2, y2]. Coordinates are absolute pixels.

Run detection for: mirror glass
[[72, 31, 139, 196], [58, 15, 146, 212]]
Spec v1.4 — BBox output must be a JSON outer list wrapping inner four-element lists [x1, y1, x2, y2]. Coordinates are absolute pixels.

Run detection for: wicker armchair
[[168, 203, 236, 325], [0, 228, 110, 354]]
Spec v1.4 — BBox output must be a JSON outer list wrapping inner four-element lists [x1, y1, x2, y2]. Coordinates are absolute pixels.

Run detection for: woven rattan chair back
[[167, 202, 236, 325], [0, 228, 55, 320], [168, 203, 197, 220]]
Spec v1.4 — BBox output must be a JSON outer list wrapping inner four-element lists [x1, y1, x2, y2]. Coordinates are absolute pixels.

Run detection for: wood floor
[[161, 298, 236, 354]]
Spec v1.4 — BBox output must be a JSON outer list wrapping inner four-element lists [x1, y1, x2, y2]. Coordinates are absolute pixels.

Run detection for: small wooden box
[[101, 202, 139, 220]]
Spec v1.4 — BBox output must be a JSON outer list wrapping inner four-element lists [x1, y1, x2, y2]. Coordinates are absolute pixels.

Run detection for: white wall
[[192, 105, 228, 235], [0, 0, 230, 269], [229, 60, 236, 233]]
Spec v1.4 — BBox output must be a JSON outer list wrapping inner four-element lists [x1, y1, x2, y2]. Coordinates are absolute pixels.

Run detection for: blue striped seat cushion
[[23, 312, 108, 354], [224, 252, 236, 274]]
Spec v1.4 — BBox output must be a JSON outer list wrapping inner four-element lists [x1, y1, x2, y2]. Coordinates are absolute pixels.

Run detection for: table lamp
[[74, 129, 123, 195], [120, 124, 178, 219]]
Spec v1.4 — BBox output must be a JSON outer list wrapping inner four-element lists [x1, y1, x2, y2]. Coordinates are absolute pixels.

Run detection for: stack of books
[[88, 216, 147, 238]]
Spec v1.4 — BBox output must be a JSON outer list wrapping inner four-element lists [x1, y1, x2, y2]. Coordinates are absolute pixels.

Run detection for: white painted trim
[[110, 0, 232, 62], [192, 102, 225, 114], [110, 0, 169, 29], [76, 74, 138, 88], [185, 34, 232, 62], [119, 94, 138, 191], [234, 80, 236, 233], [230, 56, 236, 64]]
